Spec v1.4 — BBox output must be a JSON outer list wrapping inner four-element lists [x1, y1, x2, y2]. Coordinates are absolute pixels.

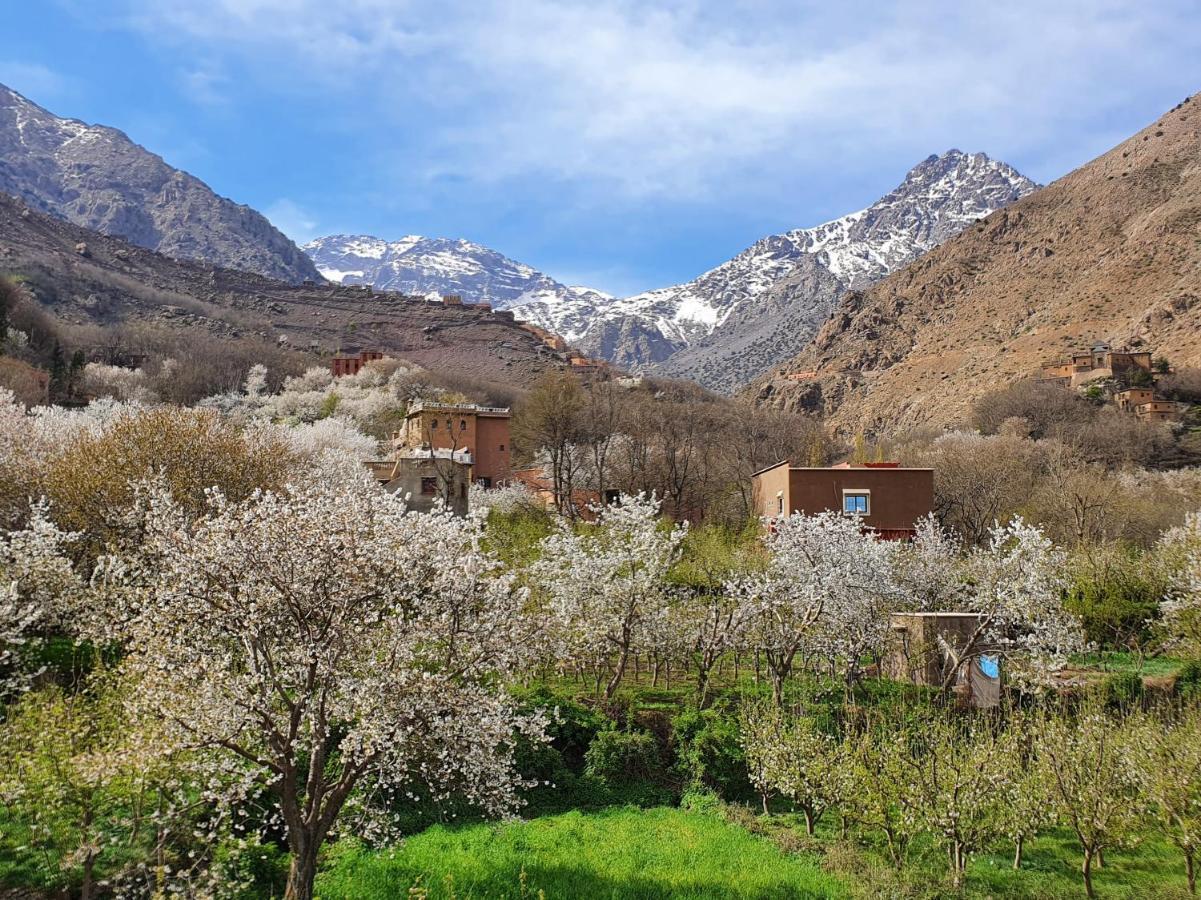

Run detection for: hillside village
[[3, 20, 1201, 900]]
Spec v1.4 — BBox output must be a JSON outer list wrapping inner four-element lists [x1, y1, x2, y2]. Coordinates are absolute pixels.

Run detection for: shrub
[[672, 708, 755, 802], [1175, 661, 1201, 699], [584, 730, 662, 785], [1097, 671, 1144, 709]]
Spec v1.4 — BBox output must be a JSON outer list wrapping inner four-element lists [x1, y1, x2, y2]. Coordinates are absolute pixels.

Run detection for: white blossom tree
[[0, 502, 79, 695], [1161, 512, 1201, 656], [730, 511, 897, 705], [88, 475, 545, 900], [533, 493, 685, 698], [941, 517, 1081, 691]]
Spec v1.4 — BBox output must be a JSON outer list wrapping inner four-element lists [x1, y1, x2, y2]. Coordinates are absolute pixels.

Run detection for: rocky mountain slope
[[750, 92, 1201, 433], [303, 233, 611, 311], [512, 151, 1038, 391], [0, 83, 321, 284], [0, 193, 564, 389]]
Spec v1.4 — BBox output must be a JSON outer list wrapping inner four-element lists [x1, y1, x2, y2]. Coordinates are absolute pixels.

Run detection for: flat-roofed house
[[751, 461, 934, 540], [393, 401, 512, 487]]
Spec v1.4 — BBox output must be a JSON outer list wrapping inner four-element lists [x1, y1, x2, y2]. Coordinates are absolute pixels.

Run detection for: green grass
[[316, 806, 847, 899], [1072, 651, 1186, 677]]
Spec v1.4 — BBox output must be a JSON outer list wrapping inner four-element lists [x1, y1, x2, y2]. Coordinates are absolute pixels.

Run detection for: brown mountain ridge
[[749, 91, 1201, 434], [0, 192, 565, 390]]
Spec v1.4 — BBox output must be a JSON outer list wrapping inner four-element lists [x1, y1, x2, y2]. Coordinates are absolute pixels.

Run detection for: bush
[[1175, 661, 1201, 699], [584, 730, 662, 785], [1064, 549, 1165, 649], [672, 708, 755, 802], [1097, 671, 1144, 708]]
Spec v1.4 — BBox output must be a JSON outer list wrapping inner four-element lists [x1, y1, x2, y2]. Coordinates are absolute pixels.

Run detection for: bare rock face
[[750, 92, 1201, 433], [0, 83, 322, 284]]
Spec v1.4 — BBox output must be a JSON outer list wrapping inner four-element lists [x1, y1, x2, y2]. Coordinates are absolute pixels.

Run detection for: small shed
[[885, 612, 1000, 708]]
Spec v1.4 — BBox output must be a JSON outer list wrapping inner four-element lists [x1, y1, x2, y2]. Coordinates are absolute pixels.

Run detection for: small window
[[499, 444, 505, 451], [460, 420, 467, 431], [430, 419, 438, 430], [420, 477, 437, 495], [777, 496, 784, 515], [843, 492, 870, 515], [476, 477, 492, 489]]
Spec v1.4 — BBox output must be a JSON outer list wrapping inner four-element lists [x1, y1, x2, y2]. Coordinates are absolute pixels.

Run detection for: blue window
[[843, 493, 869, 515]]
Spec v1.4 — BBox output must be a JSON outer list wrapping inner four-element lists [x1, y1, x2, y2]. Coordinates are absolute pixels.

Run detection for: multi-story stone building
[[394, 401, 512, 487]]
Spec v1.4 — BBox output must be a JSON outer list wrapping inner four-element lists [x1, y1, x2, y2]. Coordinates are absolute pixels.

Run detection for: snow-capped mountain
[[512, 150, 1039, 390], [302, 234, 611, 311], [0, 83, 321, 283]]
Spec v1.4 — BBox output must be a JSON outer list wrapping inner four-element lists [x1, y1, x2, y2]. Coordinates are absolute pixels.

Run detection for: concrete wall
[[751, 461, 792, 519], [787, 467, 933, 534], [383, 457, 470, 516]]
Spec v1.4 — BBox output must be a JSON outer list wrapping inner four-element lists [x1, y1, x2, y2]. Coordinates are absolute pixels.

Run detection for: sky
[[3, 1, 1200, 296]]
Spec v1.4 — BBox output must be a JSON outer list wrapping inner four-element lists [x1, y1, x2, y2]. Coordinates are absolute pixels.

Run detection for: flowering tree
[[892, 515, 967, 611], [1161, 512, 1201, 657], [730, 511, 897, 705], [533, 493, 685, 698], [0, 502, 79, 695], [1135, 706, 1201, 893], [903, 714, 1010, 888], [90, 475, 545, 900], [942, 517, 1080, 691], [741, 702, 850, 832], [1039, 705, 1147, 899]]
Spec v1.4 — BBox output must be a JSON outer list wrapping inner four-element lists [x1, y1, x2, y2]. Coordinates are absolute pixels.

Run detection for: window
[[476, 477, 492, 489], [460, 420, 467, 431], [430, 419, 438, 430], [843, 491, 870, 515], [777, 496, 784, 515], [499, 444, 505, 451], [420, 477, 437, 495]]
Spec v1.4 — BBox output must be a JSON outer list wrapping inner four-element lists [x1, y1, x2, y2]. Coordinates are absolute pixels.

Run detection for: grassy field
[[316, 806, 847, 899], [314, 804, 1197, 900]]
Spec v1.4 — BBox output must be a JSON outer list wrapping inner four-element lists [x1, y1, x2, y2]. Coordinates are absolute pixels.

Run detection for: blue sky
[[4, 1, 1200, 295]]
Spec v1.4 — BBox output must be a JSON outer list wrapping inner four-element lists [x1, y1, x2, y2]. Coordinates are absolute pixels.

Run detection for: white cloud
[[264, 198, 320, 243], [106, 0, 1201, 198]]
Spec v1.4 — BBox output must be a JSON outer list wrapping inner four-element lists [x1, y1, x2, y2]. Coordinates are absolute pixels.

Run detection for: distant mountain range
[[302, 233, 612, 312], [305, 151, 1037, 392], [750, 91, 1201, 432], [0, 83, 320, 283], [510, 150, 1039, 391]]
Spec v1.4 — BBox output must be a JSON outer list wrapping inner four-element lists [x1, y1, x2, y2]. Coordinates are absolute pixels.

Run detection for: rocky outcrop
[[0, 83, 321, 284], [750, 92, 1201, 432]]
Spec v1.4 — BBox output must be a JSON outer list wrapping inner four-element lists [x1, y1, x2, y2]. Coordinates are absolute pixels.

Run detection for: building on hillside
[[366, 451, 471, 516], [751, 461, 934, 540], [394, 400, 512, 487], [1132, 398, 1189, 423], [884, 612, 1000, 708], [1113, 387, 1156, 412], [331, 348, 383, 377], [441, 294, 464, 306], [511, 466, 617, 518], [1040, 343, 1153, 388]]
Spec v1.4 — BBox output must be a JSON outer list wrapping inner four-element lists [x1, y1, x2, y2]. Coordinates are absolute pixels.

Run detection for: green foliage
[[1084, 384, 1105, 401], [1097, 671, 1145, 709], [584, 729, 663, 785], [1176, 660, 1201, 699], [1065, 547, 1166, 649], [318, 392, 340, 418], [211, 835, 290, 900], [315, 807, 847, 899], [672, 708, 755, 802], [670, 522, 763, 589], [482, 504, 557, 568]]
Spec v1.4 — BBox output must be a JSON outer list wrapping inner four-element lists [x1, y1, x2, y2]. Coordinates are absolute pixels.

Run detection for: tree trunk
[[1013, 834, 1024, 870], [1097, 847, 1105, 869], [1082, 848, 1096, 899], [285, 839, 320, 900], [761, 790, 770, 815], [1187, 850, 1196, 895], [803, 807, 815, 836], [605, 647, 630, 699]]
